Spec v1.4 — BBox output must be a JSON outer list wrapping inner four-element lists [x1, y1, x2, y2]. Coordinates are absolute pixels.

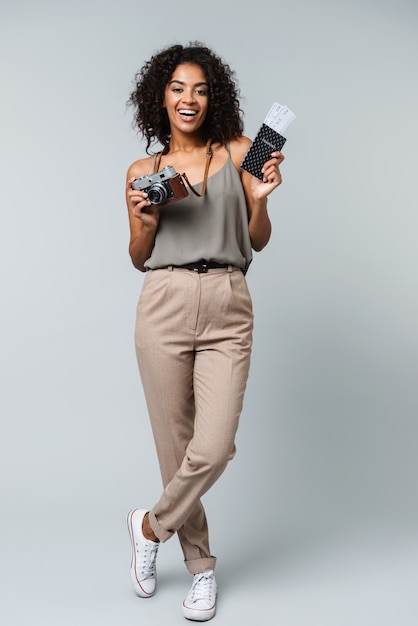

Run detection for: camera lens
[[148, 183, 169, 205]]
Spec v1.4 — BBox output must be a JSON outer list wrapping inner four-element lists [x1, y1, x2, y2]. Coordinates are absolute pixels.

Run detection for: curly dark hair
[[128, 42, 244, 154]]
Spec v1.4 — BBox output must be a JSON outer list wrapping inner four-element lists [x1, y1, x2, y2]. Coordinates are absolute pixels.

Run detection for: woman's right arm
[[126, 161, 160, 272]]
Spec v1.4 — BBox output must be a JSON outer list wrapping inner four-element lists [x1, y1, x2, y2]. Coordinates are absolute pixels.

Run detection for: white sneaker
[[127, 509, 159, 597], [182, 570, 217, 621]]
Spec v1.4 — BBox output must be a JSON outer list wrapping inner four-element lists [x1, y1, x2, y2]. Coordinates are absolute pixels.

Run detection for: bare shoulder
[[229, 136, 252, 170], [126, 155, 155, 181]]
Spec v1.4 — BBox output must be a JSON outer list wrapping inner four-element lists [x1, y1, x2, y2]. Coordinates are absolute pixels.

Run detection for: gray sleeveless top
[[144, 150, 253, 273]]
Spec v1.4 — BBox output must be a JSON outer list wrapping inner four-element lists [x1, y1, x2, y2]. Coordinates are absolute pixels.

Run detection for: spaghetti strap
[[153, 152, 163, 173]]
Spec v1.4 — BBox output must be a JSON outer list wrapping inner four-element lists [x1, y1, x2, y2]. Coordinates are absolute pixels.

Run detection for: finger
[[271, 151, 285, 163], [262, 154, 284, 172], [128, 189, 150, 204], [133, 202, 159, 221], [262, 161, 281, 173], [261, 157, 282, 173], [263, 174, 281, 185], [261, 164, 282, 184]]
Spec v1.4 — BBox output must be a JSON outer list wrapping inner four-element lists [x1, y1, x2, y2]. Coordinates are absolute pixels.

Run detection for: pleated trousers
[[134, 265, 253, 574]]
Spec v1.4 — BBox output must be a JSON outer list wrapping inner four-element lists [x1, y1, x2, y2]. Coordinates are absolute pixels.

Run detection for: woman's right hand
[[126, 172, 161, 271], [126, 177, 160, 230]]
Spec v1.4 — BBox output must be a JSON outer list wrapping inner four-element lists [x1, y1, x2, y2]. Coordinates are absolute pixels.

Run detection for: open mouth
[[177, 109, 197, 117]]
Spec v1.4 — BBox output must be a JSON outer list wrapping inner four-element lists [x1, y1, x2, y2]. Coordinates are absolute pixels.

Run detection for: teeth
[[178, 109, 197, 116]]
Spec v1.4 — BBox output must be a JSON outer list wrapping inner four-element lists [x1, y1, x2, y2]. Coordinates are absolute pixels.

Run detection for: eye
[[195, 89, 208, 96], [172, 87, 183, 93]]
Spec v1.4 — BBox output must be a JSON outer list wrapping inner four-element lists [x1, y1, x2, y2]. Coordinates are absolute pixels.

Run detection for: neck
[[167, 130, 207, 153]]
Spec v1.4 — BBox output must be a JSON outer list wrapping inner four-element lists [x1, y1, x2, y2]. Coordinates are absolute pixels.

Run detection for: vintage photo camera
[[131, 165, 188, 206]]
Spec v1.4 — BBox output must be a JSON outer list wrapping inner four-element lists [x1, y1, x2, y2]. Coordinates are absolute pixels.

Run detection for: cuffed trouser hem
[[149, 509, 217, 573], [148, 508, 174, 543], [185, 556, 217, 575]]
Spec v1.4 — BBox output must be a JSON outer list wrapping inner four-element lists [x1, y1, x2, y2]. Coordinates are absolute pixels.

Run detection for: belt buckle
[[194, 260, 208, 273]]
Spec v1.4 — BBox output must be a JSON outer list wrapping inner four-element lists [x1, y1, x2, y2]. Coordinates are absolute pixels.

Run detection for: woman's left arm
[[230, 137, 284, 251]]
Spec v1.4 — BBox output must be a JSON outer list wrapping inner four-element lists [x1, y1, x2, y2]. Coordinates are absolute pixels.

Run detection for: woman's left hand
[[250, 151, 284, 200]]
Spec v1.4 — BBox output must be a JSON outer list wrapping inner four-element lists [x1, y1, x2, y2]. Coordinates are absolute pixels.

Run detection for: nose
[[182, 89, 196, 104]]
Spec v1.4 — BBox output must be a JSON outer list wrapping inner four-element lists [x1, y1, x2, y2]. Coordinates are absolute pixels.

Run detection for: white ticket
[[264, 102, 296, 134]]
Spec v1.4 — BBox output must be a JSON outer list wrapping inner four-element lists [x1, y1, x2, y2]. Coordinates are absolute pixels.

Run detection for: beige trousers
[[134, 265, 253, 574]]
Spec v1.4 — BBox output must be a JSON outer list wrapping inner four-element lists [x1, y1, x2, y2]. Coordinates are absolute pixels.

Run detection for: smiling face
[[163, 63, 209, 136]]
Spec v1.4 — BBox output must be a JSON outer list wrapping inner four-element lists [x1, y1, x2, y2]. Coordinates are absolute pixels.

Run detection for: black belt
[[175, 260, 229, 273]]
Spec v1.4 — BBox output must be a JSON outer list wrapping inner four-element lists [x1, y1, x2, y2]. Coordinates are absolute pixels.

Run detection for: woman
[[125, 42, 284, 621]]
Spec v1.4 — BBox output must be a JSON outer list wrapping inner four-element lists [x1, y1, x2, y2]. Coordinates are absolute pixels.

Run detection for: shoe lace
[[140, 541, 159, 577], [189, 570, 215, 603]]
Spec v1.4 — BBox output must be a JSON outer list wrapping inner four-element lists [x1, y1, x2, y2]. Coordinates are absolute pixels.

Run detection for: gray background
[[1, 0, 417, 624]]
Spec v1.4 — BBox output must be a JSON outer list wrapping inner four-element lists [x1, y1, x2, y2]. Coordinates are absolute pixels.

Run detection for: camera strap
[[153, 139, 213, 198]]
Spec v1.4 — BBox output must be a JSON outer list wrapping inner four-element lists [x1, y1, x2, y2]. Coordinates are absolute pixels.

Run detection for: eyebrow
[[168, 80, 208, 87]]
